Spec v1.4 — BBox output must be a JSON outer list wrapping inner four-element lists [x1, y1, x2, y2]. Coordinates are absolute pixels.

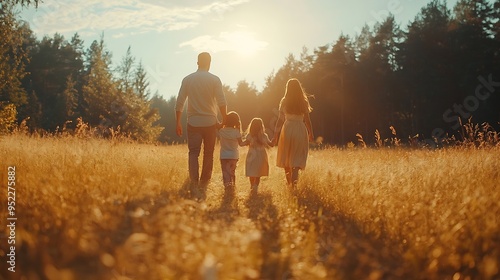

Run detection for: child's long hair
[[279, 78, 312, 115], [246, 118, 269, 147], [224, 111, 241, 132]]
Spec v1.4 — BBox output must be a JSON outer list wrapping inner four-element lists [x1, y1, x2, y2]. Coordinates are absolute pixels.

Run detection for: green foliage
[[82, 37, 118, 126], [80, 40, 161, 142], [150, 95, 186, 143], [0, 0, 39, 7], [27, 33, 84, 130], [114, 46, 162, 142], [230, 80, 258, 128], [0, 4, 29, 107], [0, 102, 17, 134], [62, 75, 78, 120]]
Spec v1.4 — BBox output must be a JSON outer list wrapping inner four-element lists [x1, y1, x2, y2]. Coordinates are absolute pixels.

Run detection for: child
[[219, 111, 245, 188], [243, 118, 273, 191]]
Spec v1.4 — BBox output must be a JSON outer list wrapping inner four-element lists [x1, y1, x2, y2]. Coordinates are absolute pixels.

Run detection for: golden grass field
[[0, 134, 499, 280]]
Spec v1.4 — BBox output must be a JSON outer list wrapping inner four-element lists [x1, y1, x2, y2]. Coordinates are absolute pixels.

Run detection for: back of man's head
[[197, 52, 211, 70]]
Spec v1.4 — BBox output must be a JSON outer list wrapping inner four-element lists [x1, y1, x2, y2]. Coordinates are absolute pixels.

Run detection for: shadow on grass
[[246, 189, 292, 280], [9, 188, 178, 280], [292, 186, 414, 280], [178, 176, 207, 201], [206, 184, 239, 224]]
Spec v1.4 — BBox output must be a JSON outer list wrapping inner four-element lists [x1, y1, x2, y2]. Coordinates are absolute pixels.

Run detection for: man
[[175, 52, 227, 186]]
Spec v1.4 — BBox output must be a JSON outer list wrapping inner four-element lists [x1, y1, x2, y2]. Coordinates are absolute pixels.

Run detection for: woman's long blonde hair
[[279, 78, 312, 115]]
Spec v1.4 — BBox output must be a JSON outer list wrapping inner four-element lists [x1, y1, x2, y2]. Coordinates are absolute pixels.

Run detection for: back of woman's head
[[225, 111, 241, 130], [280, 78, 312, 114]]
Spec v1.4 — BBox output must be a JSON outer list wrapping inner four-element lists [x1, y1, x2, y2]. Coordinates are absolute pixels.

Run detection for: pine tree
[[398, 0, 453, 135], [26, 33, 85, 130], [82, 36, 119, 129], [117, 46, 134, 94], [0, 4, 29, 108], [62, 75, 78, 121], [115, 46, 161, 142], [133, 61, 150, 99]]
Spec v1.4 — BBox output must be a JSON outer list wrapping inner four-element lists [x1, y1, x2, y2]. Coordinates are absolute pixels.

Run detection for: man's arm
[[175, 110, 183, 136], [214, 76, 227, 125], [175, 78, 187, 137], [219, 105, 227, 125]]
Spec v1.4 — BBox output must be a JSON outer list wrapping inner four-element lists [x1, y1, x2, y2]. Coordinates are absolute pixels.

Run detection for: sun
[[220, 31, 268, 57], [180, 30, 269, 58]]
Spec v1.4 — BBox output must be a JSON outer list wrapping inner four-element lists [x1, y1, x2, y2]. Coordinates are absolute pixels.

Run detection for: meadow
[[0, 133, 499, 280]]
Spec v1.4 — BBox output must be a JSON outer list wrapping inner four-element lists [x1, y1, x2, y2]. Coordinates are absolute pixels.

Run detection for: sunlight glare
[[221, 31, 268, 57], [180, 31, 268, 58]]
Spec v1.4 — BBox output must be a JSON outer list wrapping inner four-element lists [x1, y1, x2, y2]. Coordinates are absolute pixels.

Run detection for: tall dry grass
[[0, 132, 499, 279], [298, 147, 500, 279]]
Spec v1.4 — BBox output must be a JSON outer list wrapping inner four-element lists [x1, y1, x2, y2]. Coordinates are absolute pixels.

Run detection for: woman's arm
[[265, 134, 274, 147], [304, 112, 314, 142], [272, 110, 285, 145]]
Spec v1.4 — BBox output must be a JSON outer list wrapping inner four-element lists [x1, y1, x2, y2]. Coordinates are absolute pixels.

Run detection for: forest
[[1, 0, 499, 145]]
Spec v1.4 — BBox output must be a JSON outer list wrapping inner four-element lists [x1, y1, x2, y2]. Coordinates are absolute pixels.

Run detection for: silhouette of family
[[175, 52, 314, 196]]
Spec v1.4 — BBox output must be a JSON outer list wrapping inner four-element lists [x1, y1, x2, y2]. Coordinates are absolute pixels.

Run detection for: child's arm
[[267, 139, 274, 147], [238, 137, 249, 146]]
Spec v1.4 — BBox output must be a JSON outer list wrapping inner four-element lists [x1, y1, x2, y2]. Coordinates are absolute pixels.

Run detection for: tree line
[[1, 0, 499, 145], [1, 1, 160, 141], [152, 0, 500, 145]]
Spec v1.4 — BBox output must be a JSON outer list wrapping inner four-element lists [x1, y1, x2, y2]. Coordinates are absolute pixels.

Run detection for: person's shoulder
[[182, 71, 198, 82], [205, 71, 221, 82], [230, 128, 241, 137], [220, 127, 238, 138], [188, 70, 220, 82], [233, 129, 242, 138]]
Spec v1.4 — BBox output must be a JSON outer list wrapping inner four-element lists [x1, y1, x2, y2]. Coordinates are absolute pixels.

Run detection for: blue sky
[[19, 0, 462, 100]]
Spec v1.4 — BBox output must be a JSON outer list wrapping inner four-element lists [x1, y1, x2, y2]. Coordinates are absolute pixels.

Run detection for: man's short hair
[[198, 52, 211, 67]]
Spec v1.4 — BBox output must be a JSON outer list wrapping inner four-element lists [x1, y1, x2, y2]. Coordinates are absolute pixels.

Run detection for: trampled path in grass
[[1, 135, 499, 279]]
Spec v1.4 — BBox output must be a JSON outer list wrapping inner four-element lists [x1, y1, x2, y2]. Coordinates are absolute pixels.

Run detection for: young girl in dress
[[243, 118, 273, 191], [273, 78, 314, 187], [219, 111, 245, 188]]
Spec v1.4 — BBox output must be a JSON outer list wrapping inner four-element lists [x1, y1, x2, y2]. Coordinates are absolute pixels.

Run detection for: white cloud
[[180, 31, 268, 55], [25, 0, 250, 37]]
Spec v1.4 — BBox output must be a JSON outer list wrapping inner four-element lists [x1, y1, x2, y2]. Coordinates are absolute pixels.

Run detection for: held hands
[[217, 113, 227, 130]]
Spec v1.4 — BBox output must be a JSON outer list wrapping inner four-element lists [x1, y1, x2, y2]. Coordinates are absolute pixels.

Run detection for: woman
[[273, 78, 314, 187]]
